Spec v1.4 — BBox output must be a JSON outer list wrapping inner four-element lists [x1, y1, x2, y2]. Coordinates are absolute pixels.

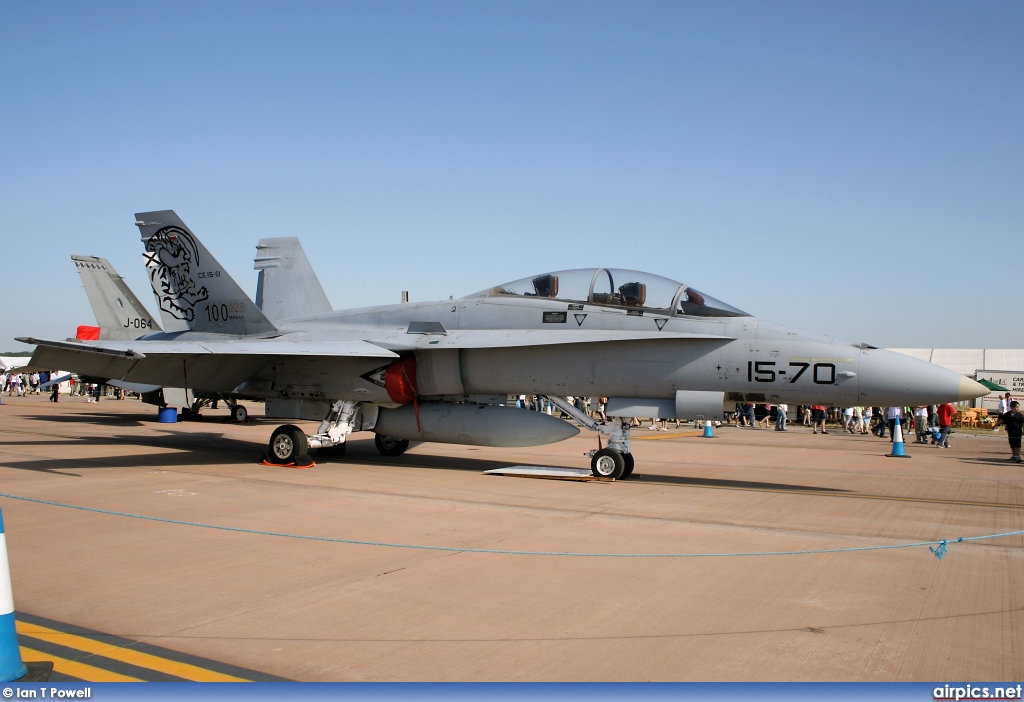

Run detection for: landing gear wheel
[[375, 434, 410, 456], [591, 448, 625, 479], [269, 424, 309, 464], [232, 404, 248, 422], [621, 452, 635, 478]]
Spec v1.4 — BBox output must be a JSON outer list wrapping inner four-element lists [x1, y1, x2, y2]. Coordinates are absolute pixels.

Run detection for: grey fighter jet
[[21, 210, 988, 478]]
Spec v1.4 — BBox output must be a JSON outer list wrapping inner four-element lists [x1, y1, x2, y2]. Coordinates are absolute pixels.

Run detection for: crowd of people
[[1, 370, 127, 403], [725, 400, 1020, 454], [2, 370, 56, 397]]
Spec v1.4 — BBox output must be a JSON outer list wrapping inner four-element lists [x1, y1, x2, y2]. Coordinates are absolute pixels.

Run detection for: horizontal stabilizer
[[19, 336, 399, 359], [17, 337, 145, 359]]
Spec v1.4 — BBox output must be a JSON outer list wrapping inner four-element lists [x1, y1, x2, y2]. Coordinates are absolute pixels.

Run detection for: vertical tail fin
[[72, 255, 163, 340], [135, 210, 277, 335], [254, 237, 333, 321]]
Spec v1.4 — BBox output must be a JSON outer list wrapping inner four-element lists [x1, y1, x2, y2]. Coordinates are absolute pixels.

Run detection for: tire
[[621, 452, 635, 478], [269, 424, 308, 463], [591, 448, 625, 479], [375, 434, 410, 457], [232, 404, 248, 422]]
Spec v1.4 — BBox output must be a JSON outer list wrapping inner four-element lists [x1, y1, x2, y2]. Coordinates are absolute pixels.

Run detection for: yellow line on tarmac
[[19, 645, 143, 682], [16, 622, 250, 682], [633, 431, 705, 441]]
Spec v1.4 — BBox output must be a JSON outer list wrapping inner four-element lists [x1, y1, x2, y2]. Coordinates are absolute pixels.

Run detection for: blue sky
[[1, 1, 1021, 351]]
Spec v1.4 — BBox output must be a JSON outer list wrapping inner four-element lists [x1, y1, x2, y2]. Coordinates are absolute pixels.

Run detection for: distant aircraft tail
[[135, 210, 277, 335], [72, 255, 163, 340], [254, 237, 333, 321]]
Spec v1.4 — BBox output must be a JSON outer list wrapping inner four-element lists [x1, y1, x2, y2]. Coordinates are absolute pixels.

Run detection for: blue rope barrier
[[1, 491, 1020, 559]]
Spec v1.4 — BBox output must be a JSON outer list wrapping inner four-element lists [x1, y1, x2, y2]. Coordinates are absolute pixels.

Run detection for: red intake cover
[[385, 357, 418, 404], [76, 325, 101, 341]]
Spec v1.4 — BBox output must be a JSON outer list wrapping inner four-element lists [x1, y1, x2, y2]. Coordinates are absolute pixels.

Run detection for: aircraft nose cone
[[958, 376, 989, 402], [858, 349, 984, 406]]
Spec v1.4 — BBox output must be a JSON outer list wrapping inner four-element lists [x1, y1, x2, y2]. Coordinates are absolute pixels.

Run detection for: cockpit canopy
[[468, 268, 749, 317]]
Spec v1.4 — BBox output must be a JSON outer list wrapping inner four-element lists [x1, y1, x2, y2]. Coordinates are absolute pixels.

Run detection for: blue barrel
[[158, 407, 178, 423]]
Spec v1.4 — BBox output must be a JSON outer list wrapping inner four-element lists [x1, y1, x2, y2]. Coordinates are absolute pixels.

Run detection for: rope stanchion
[[0, 492, 1021, 560]]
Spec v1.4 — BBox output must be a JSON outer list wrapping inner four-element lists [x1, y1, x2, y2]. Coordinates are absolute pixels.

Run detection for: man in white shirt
[[998, 393, 1012, 415]]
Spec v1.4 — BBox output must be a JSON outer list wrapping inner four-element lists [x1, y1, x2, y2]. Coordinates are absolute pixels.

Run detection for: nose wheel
[[591, 448, 625, 479]]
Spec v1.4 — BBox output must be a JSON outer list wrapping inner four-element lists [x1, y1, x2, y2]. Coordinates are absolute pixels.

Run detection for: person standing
[[935, 402, 954, 448], [998, 392, 1013, 415], [841, 407, 854, 433], [861, 406, 872, 434], [812, 405, 828, 434], [913, 406, 930, 443], [991, 401, 1023, 463], [885, 406, 904, 441], [775, 403, 788, 431], [743, 402, 756, 428]]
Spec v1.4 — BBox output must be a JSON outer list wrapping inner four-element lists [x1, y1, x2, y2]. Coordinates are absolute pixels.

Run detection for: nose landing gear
[[543, 396, 634, 480]]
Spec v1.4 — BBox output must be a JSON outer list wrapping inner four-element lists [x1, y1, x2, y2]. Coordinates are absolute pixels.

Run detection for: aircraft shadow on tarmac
[[626, 474, 850, 492], [19, 411, 272, 430], [21, 411, 154, 428], [0, 431, 260, 475], [1, 432, 850, 493]]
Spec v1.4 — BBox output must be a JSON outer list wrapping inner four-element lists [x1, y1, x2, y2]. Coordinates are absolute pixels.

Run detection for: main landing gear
[[374, 434, 410, 456], [263, 401, 411, 465], [263, 400, 365, 466]]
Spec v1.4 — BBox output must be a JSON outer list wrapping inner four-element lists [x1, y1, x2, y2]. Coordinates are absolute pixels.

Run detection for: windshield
[[469, 268, 749, 317]]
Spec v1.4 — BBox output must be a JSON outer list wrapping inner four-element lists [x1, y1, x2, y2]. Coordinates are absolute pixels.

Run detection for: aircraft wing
[[16, 336, 401, 393], [369, 329, 735, 350]]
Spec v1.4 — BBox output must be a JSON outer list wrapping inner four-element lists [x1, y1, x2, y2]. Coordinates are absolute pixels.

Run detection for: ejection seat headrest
[[532, 274, 559, 298], [619, 282, 646, 307]]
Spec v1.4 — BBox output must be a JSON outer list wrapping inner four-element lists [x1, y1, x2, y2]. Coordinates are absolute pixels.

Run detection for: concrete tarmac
[[0, 394, 1021, 681]]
